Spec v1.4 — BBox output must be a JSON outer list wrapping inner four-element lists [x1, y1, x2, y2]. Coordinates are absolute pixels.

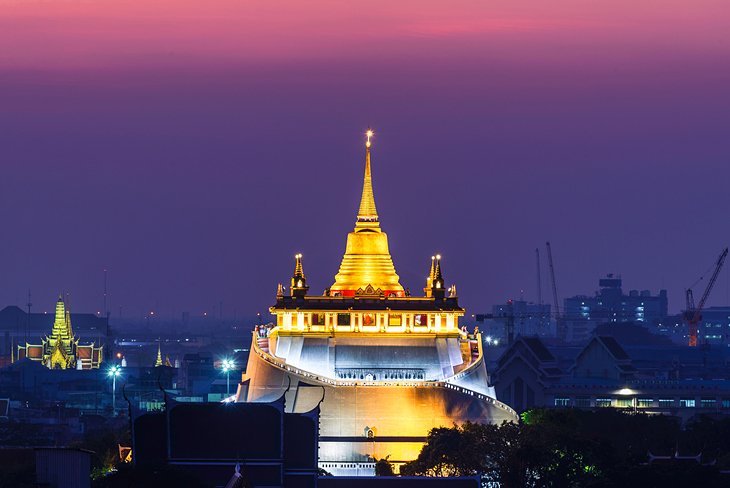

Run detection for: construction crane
[[684, 247, 728, 347], [536, 248, 543, 307], [536, 248, 544, 330], [546, 242, 562, 338]]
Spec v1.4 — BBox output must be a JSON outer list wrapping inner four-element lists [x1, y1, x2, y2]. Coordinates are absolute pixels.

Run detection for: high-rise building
[[17, 296, 103, 369], [562, 275, 668, 342], [237, 131, 517, 475]]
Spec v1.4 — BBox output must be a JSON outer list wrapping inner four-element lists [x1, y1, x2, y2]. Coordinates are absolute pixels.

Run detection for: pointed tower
[[291, 253, 309, 297], [431, 255, 446, 299], [155, 342, 163, 367], [331, 130, 404, 297], [424, 256, 436, 297], [51, 295, 75, 344]]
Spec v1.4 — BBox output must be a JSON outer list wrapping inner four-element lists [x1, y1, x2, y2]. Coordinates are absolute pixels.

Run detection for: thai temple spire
[[424, 256, 436, 297], [356, 129, 378, 223], [155, 342, 163, 367], [431, 255, 446, 299], [17, 295, 104, 370], [330, 130, 404, 296], [291, 253, 309, 297], [51, 295, 74, 341]]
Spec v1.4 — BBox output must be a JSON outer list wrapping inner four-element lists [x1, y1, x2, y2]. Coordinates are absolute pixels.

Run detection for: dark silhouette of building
[[493, 333, 730, 421], [562, 275, 668, 342]]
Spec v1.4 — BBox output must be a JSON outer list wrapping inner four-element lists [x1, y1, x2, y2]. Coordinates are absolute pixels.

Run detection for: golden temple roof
[[331, 131, 404, 296]]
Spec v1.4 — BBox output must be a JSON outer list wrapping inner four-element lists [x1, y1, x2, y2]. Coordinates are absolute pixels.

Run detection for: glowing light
[[107, 365, 121, 377], [436, 254, 441, 260], [616, 388, 637, 396], [221, 358, 235, 372]]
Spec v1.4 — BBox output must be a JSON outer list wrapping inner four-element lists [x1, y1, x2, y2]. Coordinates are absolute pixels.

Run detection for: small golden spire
[[431, 254, 445, 298], [424, 256, 436, 297], [294, 253, 304, 278], [357, 129, 378, 223], [155, 342, 163, 367], [291, 253, 309, 297]]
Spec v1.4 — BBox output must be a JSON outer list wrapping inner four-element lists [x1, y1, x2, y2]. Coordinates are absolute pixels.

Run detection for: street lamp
[[108, 365, 121, 416], [221, 359, 235, 397]]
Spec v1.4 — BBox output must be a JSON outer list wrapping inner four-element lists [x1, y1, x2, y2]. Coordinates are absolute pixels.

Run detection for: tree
[[375, 455, 395, 476]]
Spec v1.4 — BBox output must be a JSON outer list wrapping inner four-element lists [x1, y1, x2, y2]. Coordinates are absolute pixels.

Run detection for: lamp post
[[222, 359, 235, 397], [108, 365, 121, 416]]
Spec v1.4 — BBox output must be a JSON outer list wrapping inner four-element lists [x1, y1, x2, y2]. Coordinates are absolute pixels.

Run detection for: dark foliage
[[401, 409, 730, 487], [92, 463, 208, 488], [375, 455, 395, 476]]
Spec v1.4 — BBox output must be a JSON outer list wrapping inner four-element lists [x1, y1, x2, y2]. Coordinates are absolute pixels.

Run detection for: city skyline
[[2, 1, 729, 317]]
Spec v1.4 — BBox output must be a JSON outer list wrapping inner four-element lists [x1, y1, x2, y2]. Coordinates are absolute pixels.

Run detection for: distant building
[[179, 352, 216, 396], [493, 334, 730, 422], [0, 300, 108, 360], [562, 275, 668, 343], [695, 307, 730, 346], [475, 300, 551, 342], [16, 297, 103, 370]]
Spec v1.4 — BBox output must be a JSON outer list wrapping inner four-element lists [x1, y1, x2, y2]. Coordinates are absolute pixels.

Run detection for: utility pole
[[26, 289, 32, 343], [103, 269, 108, 317], [536, 248, 544, 332]]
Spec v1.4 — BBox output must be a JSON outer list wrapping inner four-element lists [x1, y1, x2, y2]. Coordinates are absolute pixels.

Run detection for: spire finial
[[356, 129, 379, 224]]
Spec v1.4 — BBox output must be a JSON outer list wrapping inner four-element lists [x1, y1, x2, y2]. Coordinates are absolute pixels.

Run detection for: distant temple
[[17, 296, 103, 369], [237, 131, 517, 475]]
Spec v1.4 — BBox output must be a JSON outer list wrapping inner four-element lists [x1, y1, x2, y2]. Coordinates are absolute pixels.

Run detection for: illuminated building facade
[[17, 297, 103, 370], [237, 131, 517, 475]]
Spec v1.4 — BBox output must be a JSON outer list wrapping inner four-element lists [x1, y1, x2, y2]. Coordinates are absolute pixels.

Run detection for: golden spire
[[331, 130, 403, 296], [431, 254, 446, 298], [294, 253, 304, 278], [424, 256, 436, 297], [434, 254, 443, 284], [291, 253, 309, 297], [155, 342, 163, 367], [356, 129, 378, 223], [51, 295, 74, 341]]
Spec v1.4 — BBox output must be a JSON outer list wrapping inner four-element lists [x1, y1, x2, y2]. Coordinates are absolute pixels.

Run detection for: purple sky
[[1, 1, 729, 319]]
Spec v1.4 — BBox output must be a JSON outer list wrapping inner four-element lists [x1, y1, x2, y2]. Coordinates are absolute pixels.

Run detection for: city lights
[[221, 358, 235, 396], [108, 365, 121, 416]]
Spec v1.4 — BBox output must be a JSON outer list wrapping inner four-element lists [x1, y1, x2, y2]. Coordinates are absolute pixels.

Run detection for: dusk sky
[[1, 1, 729, 319]]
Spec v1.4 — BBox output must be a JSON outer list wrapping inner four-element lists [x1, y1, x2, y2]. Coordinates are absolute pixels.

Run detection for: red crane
[[684, 247, 728, 347]]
